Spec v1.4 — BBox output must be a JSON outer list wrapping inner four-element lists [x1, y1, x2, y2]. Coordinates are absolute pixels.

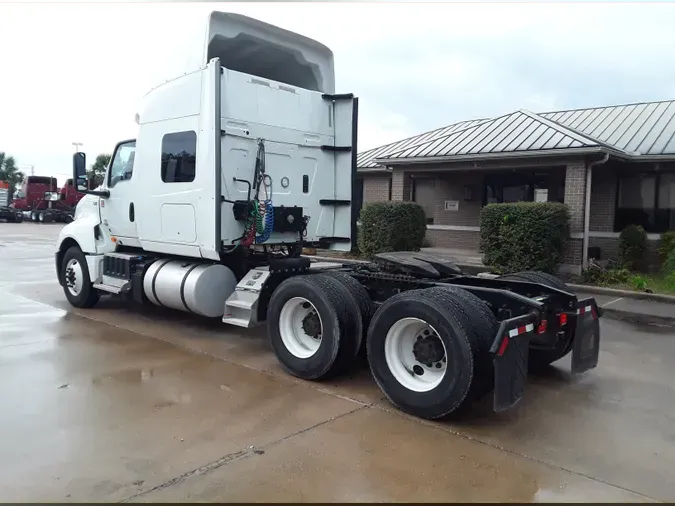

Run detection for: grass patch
[[581, 267, 675, 295]]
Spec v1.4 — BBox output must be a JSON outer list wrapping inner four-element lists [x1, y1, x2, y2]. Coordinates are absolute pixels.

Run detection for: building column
[[391, 170, 412, 201], [563, 161, 587, 272]]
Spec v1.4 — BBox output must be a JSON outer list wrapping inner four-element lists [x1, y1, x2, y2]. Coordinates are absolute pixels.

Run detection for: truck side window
[[109, 141, 136, 188], [161, 131, 197, 183]]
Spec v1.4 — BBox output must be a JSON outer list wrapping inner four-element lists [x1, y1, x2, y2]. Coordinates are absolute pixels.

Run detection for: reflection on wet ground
[[0, 223, 670, 502]]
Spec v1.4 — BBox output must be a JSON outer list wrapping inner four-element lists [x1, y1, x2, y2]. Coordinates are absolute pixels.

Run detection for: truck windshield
[[14, 190, 25, 199]]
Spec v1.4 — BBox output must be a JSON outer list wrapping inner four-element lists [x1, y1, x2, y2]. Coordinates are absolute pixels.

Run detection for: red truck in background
[[9, 175, 88, 223], [0, 181, 24, 222]]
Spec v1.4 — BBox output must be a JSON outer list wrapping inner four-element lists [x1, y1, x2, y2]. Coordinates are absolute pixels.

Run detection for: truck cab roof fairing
[[203, 11, 335, 94]]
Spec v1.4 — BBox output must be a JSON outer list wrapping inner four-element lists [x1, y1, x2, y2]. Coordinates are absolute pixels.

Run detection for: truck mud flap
[[571, 297, 601, 374], [489, 314, 536, 413]]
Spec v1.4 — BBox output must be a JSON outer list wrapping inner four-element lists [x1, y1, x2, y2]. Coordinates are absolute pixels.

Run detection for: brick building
[[355, 100, 675, 274]]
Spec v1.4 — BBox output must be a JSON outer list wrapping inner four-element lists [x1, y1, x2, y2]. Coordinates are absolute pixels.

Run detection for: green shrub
[[659, 231, 675, 265], [631, 275, 648, 291], [358, 201, 427, 257], [581, 266, 631, 286], [479, 202, 570, 274], [618, 225, 647, 270], [663, 248, 675, 276]]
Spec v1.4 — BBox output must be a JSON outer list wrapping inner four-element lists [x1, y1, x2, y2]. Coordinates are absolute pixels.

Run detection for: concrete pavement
[[1, 222, 673, 502]]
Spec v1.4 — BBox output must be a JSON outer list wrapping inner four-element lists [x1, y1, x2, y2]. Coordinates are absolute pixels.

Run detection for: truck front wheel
[[60, 246, 99, 308]]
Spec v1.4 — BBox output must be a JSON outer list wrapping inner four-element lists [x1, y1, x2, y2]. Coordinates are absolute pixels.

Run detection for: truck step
[[93, 283, 124, 295], [225, 299, 254, 310], [221, 316, 255, 328]]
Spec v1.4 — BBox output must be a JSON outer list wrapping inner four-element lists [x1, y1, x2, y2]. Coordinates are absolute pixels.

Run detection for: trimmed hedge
[[618, 225, 646, 271], [659, 231, 675, 265], [480, 202, 570, 274], [358, 201, 427, 257]]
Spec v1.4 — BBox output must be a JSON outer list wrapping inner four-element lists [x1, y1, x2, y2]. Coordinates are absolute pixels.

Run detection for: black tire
[[436, 285, 498, 402], [30, 211, 38, 222], [499, 270, 569, 292], [37, 211, 44, 223], [312, 273, 363, 374], [43, 212, 54, 223], [60, 246, 99, 308], [267, 274, 360, 381], [366, 287, 484, 420], [14, 212, 23, 223], [497, 271, 573, 369], [322, 270, 374, 356]]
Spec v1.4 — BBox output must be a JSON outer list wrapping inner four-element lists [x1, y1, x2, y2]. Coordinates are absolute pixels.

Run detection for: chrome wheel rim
[[64, 258, 84, 296]]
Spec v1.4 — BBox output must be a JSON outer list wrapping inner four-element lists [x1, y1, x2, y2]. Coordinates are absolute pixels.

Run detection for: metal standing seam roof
[[540, 100, 675, 156], [360, 99, 675, 168], [356, 118, 488, 169]]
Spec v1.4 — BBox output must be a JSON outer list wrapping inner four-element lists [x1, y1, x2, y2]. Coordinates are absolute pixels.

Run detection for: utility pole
[[72, 142, 83, 153]]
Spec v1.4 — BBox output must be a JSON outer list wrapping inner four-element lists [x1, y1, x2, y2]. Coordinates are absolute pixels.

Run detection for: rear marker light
[[537, 320, 548, 334], [558, 313, 568, 326]]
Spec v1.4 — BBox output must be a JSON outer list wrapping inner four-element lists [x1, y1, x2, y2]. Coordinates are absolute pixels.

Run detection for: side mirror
[[73, 152, 88, 192]]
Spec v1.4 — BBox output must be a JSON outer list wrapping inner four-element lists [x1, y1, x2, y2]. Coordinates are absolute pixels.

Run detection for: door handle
[[129, 202, 135, 222]]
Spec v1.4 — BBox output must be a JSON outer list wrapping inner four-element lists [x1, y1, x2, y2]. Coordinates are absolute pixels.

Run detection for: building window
[[616, 172, 675, 233], [161, 131, 197, 183], [483, 173, 564, 205]]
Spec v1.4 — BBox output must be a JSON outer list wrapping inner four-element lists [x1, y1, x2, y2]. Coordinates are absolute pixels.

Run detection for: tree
[[87, 153, 111, 187], [0, 151, 26, 198]]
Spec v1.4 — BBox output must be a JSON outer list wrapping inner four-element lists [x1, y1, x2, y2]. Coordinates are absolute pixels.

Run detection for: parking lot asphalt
[[1, 222, 672, 502]]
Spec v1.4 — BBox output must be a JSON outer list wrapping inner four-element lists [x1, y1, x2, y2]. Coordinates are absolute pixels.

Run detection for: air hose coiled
[[255, 200, 274, 244]]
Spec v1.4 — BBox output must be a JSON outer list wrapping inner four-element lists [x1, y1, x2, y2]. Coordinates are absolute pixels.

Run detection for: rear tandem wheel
[[366, 287, 496, 420]]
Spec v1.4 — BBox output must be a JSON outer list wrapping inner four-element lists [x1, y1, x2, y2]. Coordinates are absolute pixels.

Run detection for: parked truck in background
[[54, 11, 602, 420], [11, 175, 85, 223], [0, 181, 24, 223]]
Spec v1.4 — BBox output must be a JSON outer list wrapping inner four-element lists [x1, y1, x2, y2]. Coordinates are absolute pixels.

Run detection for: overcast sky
[[2, 1, 675, 184]]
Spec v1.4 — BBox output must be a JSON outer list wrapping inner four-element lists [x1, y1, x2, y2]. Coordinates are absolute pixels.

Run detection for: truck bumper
[[490, 296, 601, 412]]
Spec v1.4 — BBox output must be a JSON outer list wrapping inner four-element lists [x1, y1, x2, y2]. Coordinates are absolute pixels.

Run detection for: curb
[[598, 307, 675, 327], [568, 283, 675, 304]]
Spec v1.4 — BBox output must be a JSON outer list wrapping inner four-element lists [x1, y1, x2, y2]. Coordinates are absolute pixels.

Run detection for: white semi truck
[[55, 11, 602, 420]]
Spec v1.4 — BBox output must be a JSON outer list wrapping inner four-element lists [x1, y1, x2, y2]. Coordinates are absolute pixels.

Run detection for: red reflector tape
[[508, 323, 534, 338], [497, 337, 509, 356], [577, 305, 592, 315]]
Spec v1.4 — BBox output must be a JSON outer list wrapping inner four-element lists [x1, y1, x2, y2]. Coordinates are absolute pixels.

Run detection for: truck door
[[99, 140, 139, 244]]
